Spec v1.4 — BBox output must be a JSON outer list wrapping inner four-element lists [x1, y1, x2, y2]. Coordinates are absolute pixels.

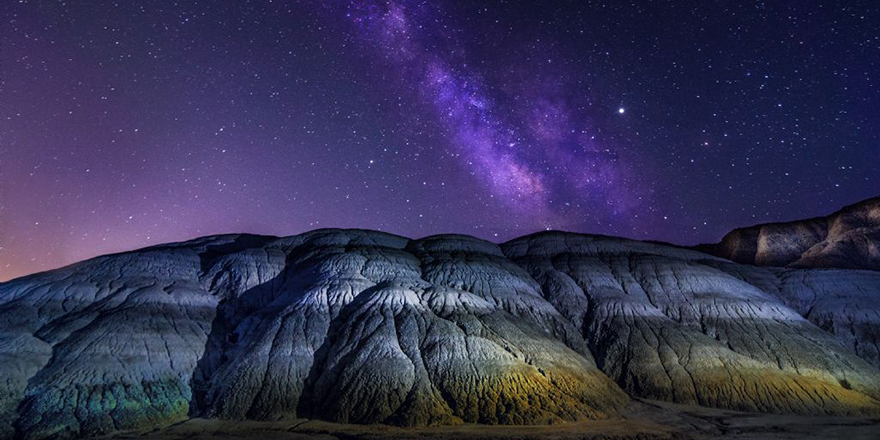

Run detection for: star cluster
[[1, 0, 877, 280]]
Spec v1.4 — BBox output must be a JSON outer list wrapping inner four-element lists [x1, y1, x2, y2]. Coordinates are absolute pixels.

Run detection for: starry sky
[[1, 1, 878, 281]]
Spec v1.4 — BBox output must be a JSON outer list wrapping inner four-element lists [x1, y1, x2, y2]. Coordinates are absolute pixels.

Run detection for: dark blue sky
[[1, 0, 878, 280]]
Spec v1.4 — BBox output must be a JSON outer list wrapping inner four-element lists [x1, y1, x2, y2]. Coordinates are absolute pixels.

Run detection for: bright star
[[618, 108, 625, 114]]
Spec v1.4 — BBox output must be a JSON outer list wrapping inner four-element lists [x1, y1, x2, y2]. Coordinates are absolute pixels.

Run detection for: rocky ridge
[[703, 197, 880, 270]]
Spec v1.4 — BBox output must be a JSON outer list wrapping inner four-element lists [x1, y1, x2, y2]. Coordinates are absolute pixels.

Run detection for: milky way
[[1, 0, 878, 280], [343, 1, 635, 227]]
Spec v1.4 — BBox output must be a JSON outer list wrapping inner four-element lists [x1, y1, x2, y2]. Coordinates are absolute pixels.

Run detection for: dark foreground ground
[[97, 400, 880, 440]]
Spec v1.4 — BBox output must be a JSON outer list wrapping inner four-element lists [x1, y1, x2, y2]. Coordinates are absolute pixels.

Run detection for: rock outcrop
[[2, 200, 880, 439], [703, 197, 880, 270]]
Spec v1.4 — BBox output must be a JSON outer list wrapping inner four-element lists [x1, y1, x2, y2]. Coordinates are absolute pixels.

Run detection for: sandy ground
[[99, 399, 880, 440]]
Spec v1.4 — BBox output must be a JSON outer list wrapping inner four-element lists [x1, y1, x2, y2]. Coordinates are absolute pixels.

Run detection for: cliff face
[[2, 207, 880, 439], [705, 197, 880, 270]]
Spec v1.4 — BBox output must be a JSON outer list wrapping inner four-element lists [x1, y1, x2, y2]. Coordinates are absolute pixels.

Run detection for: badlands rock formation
[[704, 196, 880, 270], [1, 200, 880, 439], [504, 233, 880, 410]]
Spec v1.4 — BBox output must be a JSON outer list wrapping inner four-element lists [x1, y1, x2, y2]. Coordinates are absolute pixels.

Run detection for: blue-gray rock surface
[[2, 203, 880, 439]]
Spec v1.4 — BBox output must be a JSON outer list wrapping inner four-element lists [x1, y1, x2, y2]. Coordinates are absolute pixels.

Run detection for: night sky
[[2, 1, 878, 281]]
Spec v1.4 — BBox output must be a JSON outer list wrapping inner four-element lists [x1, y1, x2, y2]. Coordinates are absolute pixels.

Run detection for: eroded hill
[[2, 213, 880, 439]]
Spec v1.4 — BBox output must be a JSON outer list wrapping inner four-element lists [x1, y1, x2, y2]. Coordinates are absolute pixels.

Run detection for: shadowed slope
[[0, 234, 275, 439]]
